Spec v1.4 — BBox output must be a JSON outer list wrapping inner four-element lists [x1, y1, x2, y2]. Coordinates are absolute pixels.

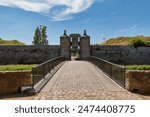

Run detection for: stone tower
[[60, 30, 90, 59], [60, 30, 70, 58], [70, 34, 80, 52], [80, 30, 90, 58]]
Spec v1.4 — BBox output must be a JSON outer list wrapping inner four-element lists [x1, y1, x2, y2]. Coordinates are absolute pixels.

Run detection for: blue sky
[[0, 0, 150, 45]]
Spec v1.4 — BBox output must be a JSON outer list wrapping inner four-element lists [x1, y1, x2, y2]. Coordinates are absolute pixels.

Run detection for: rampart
[[0, 45, 60, 64], [0, 45, 150, 65], [91, 45, 150, 65]]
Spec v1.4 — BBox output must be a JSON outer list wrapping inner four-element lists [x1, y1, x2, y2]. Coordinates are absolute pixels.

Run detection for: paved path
[[33, 61, 149, 100], [41, 61, 123, 92], [2, 61, 150, 100]]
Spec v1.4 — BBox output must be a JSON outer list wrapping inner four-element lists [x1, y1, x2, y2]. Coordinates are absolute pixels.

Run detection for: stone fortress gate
[[60, 30, 90, 59]]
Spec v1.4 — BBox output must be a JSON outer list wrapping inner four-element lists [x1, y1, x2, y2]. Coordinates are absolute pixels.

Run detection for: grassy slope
[[0, 65, 37, 71], [0, 39, 25, 45], [101, 36, 150, 45]]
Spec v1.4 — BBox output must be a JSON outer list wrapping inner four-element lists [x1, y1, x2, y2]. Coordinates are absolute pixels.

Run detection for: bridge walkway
[[34, 61, 145, 100]]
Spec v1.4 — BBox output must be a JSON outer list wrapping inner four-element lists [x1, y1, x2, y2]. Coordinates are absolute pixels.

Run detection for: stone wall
[[91, 45, 150, 65], [0, 45, 60, 64], [0, 45, 150, 65], [0, 71, 32, 95], [126, 70, 150, 94]]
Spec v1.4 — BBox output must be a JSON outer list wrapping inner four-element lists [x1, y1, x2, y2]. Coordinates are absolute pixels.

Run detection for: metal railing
[[31, 56, 65, 87], [84, 56, 126, 88]]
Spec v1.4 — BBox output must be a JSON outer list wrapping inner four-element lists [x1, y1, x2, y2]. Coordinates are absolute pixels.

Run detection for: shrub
[[145, 41, 150, 46], [129, 39, 145, 47]]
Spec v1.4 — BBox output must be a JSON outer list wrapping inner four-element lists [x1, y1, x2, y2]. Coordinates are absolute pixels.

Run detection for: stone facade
[[60, 30, 90, 59], [80, 31, 90, 58], [126, 70, 150, 94], [91, 45, 150, 65], [0, 45, 60, 64], [0, 71, 32, 95], [60, 30, 70, 58], [70, 33, 80, 51]]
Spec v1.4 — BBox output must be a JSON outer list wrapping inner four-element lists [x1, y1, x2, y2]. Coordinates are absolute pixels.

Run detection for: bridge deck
[[41, 61, 123, 92], [34, 61, 146, 100]]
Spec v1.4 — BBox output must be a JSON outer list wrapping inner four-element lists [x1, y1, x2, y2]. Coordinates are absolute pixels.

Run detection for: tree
[[41, 26, 48, 45], [32, 27, 40, 45], [32, 25, 48, 45]]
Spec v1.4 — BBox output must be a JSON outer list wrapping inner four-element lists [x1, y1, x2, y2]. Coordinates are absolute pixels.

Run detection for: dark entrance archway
[[70, 34, 80, 60]]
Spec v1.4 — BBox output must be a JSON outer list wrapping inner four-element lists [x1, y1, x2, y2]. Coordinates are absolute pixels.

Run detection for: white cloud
[[0, 0, 51, 13], [0, 0, 95, 21], [119, 25, 138, 33]]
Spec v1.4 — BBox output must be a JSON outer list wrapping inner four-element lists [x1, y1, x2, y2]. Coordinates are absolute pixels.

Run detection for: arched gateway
[[60, 30, 90, 59]]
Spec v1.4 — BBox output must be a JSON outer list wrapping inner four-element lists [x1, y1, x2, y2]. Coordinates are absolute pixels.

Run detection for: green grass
[[0, 64, 37, 71], [0, 38, 25, 45], [101, 36, 150, 46], [126, 65, 150, 70]]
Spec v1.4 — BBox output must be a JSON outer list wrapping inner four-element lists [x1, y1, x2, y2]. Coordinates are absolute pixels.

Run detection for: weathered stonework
[[80, 33, 90, 58], [126, 70, 150, 94], [0, 71, 32, 95], [60, 30, 70, 58], [60, 30, 90, 59], [91, 45, 150, 65], [0, 45, 60, 64], [0, 34, 150, 65]]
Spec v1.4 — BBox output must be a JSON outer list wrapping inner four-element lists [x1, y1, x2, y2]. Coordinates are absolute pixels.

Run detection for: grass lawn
[[126, 65, 150, 70], [0, 64, 37, 71]]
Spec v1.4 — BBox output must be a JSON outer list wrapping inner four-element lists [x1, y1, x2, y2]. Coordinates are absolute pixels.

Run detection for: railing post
[[49, 62, 51, 73], [56, 59, 57, 65], [123, 67, 126, 89], [52, 62, 54, 69], [110, 64, 112, 78], [43, 65, 45, 79], [52, 61, 54, 69], [31, 68, 34, 89]]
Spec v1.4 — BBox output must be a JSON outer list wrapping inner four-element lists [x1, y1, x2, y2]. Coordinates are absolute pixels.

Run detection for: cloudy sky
[[0, 0, 150, 45]]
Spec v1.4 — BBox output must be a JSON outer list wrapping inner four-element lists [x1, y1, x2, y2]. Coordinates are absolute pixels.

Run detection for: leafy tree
[[41, 26, 48, 45], [32, 27, 41, 45], [32, 25, 48, 45]]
